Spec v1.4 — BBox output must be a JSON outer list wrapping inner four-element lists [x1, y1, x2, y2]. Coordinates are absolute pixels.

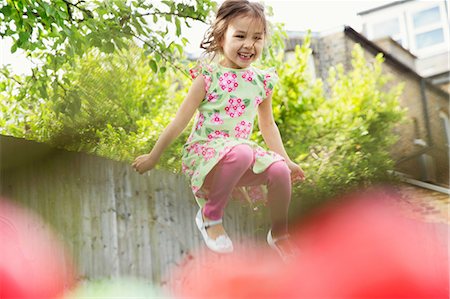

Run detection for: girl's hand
[[286, 160, 305, 183], [132, 153, 158, 174]]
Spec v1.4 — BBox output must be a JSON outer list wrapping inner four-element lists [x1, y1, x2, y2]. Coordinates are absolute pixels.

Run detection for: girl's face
[[220, 16, 265, 69]]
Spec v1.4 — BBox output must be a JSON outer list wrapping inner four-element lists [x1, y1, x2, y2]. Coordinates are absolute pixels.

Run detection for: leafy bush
[[265, 38, 405, 215], [0, 45, 192, 172], [1, 30, 405, 215]]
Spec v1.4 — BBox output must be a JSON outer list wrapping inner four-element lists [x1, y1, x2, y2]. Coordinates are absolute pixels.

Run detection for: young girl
[[132, 0, 305, 258]]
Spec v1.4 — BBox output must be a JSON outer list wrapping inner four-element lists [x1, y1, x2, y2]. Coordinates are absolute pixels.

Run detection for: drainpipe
[[420, 78, 433, 146], [418, 78, 436, 183]]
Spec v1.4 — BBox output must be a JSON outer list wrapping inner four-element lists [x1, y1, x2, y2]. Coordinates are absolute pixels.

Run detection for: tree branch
[[139, 11, 204, 23], [65, 1, 73, 21], [133, 34, 190, 78], [0, 70, 23, 85], [61, 0, 93, 18]]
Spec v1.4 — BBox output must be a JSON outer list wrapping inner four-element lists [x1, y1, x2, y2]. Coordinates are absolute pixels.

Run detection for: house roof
[[372, 36, 417, 59], [426, 70, 450, 84], [285, 25, 448, 99], [343, 26, 449, 99]]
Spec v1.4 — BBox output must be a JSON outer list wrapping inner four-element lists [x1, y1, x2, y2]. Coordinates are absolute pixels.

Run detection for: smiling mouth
[[238, 53, 254, 60]]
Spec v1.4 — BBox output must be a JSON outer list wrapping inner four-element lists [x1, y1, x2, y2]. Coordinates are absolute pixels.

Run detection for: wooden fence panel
[[1, 150, 269, 284]]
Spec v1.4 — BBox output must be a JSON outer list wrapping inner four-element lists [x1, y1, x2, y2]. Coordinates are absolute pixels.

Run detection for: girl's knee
[[267, 161, 291, 181]]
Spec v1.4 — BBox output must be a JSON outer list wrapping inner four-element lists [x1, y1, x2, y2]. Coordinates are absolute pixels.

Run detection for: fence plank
[[1, 150, 269, 284]]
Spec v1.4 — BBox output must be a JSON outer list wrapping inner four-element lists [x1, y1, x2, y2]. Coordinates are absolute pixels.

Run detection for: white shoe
[[267, 229, 297, 262], [195, 209, 234, 253]]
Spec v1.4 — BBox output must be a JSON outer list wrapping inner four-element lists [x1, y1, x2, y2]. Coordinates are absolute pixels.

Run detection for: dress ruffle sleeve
[[189, 63, 214, 93], [263, 67, 279, 98]]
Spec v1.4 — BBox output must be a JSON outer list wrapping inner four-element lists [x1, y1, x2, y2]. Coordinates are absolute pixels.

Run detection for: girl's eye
[[254, 37, 262, 40], [235, 35, 244, 38]]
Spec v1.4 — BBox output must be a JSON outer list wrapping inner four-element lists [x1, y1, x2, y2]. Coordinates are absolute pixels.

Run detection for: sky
[[0, 0, 394, 75], [184, 0, 394, 54]]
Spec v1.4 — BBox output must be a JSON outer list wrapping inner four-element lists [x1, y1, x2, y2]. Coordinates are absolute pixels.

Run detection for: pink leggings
[[202, 144, 292, 235]]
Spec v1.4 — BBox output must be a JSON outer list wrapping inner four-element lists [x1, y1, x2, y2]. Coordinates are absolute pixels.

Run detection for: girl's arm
[[258, 93, 305, 182], [257, 93, 292, 162], [132, 76, 206, 174]]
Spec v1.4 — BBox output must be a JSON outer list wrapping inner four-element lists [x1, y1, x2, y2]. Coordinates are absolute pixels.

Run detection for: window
[[373, 18, 400, 38], [415, 28, 444, 49], [410, 5, 447, 52], [413, 6, 441, 28]]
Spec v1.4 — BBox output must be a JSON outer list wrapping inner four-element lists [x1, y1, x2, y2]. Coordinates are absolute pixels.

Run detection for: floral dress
[[182, 63, 285, 208]]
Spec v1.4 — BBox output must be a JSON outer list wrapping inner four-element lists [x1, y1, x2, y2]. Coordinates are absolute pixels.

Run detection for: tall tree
[[1, 0, 215, 72]]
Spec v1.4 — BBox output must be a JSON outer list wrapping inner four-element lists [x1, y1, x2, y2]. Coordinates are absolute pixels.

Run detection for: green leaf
[[149, 59, 158, 73], [175, 18, 181, 36], [18, 31, 30, 44], [10, 41, 18, 53], [104, 41, 115, 53], [175, 44, 183, 55], [39, 85, 49, 99]]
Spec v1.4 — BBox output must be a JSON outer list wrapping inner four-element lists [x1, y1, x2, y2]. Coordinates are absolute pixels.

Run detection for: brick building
[[358, 0, 449, 94], [286, 26, 449, 189]]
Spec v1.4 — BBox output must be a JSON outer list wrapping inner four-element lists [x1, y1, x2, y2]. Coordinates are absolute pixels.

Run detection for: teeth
[[239, 53, 252, 57]]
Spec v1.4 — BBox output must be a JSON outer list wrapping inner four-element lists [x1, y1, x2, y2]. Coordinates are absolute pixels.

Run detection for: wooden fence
[[0, 144, 269, 285]]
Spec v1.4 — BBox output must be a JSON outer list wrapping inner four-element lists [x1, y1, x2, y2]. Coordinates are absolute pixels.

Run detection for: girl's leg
[[237, 161, 292, 236], [202, 144, 255, 220]]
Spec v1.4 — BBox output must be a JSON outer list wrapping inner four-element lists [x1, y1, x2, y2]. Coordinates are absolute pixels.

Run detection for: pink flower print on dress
[[205, 64, 213, 73], [234, 120, 252, 139], [219, 72, 238, 92], [185, 142, 194, 153], [254, 96, 263, 107], [225, 97, 246, 118], [190, 143, 202, 155], [192, 185, 200, 193], [182, 162, 189, 174], [270, 151, 284, 160], [206, 92, 219, 103], [263, 73, 273, 97], [204, 74, 212, 91], [210, 112, 224, 125], [202, 147, 216, 161], [255, 147, 267, 157], [189, 68, 199, 79], [195, 113, 205, 131], [196, 145, 206, 156], [241, 70, 255, 82], [207, 130, 230, 140], [218, 146, 232, 159]]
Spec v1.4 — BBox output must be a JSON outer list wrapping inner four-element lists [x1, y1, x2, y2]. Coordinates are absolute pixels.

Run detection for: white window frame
[[406, 2, 449, 57]]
